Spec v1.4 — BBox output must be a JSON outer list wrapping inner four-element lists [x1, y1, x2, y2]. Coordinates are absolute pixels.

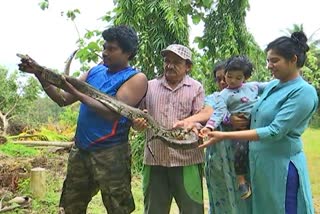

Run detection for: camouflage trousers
[[59, 143, 135, 214]]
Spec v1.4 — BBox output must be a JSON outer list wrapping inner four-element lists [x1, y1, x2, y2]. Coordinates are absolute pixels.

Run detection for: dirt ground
[[0, 149, 68, 213]]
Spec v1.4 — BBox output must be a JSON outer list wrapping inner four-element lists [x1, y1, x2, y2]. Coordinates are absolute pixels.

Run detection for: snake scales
[[17, 53, 200, 150]]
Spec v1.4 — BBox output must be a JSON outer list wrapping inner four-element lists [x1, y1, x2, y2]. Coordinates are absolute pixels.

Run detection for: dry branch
[[12, 141, 73, 148]]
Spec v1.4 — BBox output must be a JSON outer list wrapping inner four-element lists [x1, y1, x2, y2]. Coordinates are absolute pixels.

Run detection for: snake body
[[17, 53, 200, 149]]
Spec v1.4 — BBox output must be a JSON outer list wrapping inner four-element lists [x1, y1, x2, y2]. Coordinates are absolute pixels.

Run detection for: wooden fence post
[[30, 167, 46, 198]]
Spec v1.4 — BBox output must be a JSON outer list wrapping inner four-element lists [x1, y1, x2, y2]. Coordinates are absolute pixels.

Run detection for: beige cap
[[161, 44, 192, 63]]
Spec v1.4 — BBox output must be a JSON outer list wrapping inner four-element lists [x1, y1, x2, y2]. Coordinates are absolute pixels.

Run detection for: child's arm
[[249, 81, 270, 94], [205, 93, 228, 130]]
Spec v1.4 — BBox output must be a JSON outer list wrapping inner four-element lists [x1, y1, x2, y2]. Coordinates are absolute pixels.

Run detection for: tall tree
[[37, 0, 270, 92], [194, 0, 270, 93], [201, 0, 250, 59], [112, 0, 190, 78], [23, 96, 63, 127], [0, 67, 41, 135], [283, 24, 320, 94]]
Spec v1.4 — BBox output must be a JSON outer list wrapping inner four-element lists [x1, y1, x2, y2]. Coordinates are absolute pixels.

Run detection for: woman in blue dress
[[201, 31, 318, 214], [175, 61, 252, 214]]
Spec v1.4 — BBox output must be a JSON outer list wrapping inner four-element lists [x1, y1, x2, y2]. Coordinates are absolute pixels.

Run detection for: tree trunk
[[0, 113, 9, 136]]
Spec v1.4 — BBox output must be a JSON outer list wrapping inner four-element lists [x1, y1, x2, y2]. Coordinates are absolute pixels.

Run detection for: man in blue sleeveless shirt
[[18, 26, 148, 214]]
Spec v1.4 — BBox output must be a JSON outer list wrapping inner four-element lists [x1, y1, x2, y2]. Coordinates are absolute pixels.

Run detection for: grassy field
[[127, 128, 320, 213], [0, 128, 319, 213], [303, 128, 320, 211], [86, 176, 208, 214], [91, 128, 320, 213]]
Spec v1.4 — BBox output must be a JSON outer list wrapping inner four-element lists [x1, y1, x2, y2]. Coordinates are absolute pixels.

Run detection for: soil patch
[[0, 150, 68, 193]]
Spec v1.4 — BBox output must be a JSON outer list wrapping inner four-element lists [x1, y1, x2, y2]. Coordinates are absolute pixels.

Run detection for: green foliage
[[0, 142, 39, 157], [282, 24, 320, 96], [191, 13, 201, 25], [64, 9, 81, 21], [0, 68, 18, 107], [246, 37, 271, 82], [303, 42, 320, 95], [23, 97, 63, 128], [195, 0, 270, 85], [113, 0, 189, 79], [100, 11, 113, 22], [39, 127, 70, 141], [130, 130, 145, 174], [53, 0, 271, 86], [0, 67, 41, 134], [76, 30, 104, 72], [310, 111, 320, 128], [59, 103, 79, 127], [190, 51, 216, 94], [38, 0, 49, 10], [60, 6, 103, 73], [200, 0, 249, 58]]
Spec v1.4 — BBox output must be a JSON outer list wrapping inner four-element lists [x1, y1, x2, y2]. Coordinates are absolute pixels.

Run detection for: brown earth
[[0, 136, 7, 144], [0, 150, 67, 194], [315, 198, 320, 214]]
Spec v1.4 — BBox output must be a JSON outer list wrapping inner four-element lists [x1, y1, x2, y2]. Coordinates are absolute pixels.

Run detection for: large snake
[[16, 53, 200, 150]]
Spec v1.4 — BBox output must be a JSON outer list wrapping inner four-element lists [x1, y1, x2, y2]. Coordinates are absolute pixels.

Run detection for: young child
[[200, 56, 267, 199]]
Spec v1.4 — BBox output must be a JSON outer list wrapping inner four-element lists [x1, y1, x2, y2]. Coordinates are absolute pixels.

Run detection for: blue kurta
[[250, 76, 318, 213]]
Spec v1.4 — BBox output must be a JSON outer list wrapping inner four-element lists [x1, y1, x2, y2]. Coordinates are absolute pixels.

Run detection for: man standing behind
[[18, 25, 148, 214], [134, 44, 205, 214]]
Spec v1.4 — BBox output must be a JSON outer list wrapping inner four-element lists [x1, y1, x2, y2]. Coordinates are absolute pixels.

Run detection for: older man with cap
[[134, 44, 205, 214]]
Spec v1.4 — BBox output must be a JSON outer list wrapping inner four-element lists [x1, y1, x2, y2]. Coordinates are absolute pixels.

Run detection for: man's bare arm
[[36, 72, 88, 107], [66, 72, 148, 121]]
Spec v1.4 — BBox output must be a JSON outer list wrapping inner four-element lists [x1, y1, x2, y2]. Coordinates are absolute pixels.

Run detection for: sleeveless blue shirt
[[75, 64, 139, 150]]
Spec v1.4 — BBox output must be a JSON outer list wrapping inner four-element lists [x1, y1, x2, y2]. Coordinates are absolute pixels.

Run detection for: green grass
[[9, 174, 65, 214], [0, 142, 39, 157], [302, 128, 320, 210], [86, 176, 208, 214], [87, 177, 145, 213]]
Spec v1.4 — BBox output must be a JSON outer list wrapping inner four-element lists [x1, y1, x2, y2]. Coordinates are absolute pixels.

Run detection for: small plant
[[39, 127, 70, 142], [130, 130, 145, 175]]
